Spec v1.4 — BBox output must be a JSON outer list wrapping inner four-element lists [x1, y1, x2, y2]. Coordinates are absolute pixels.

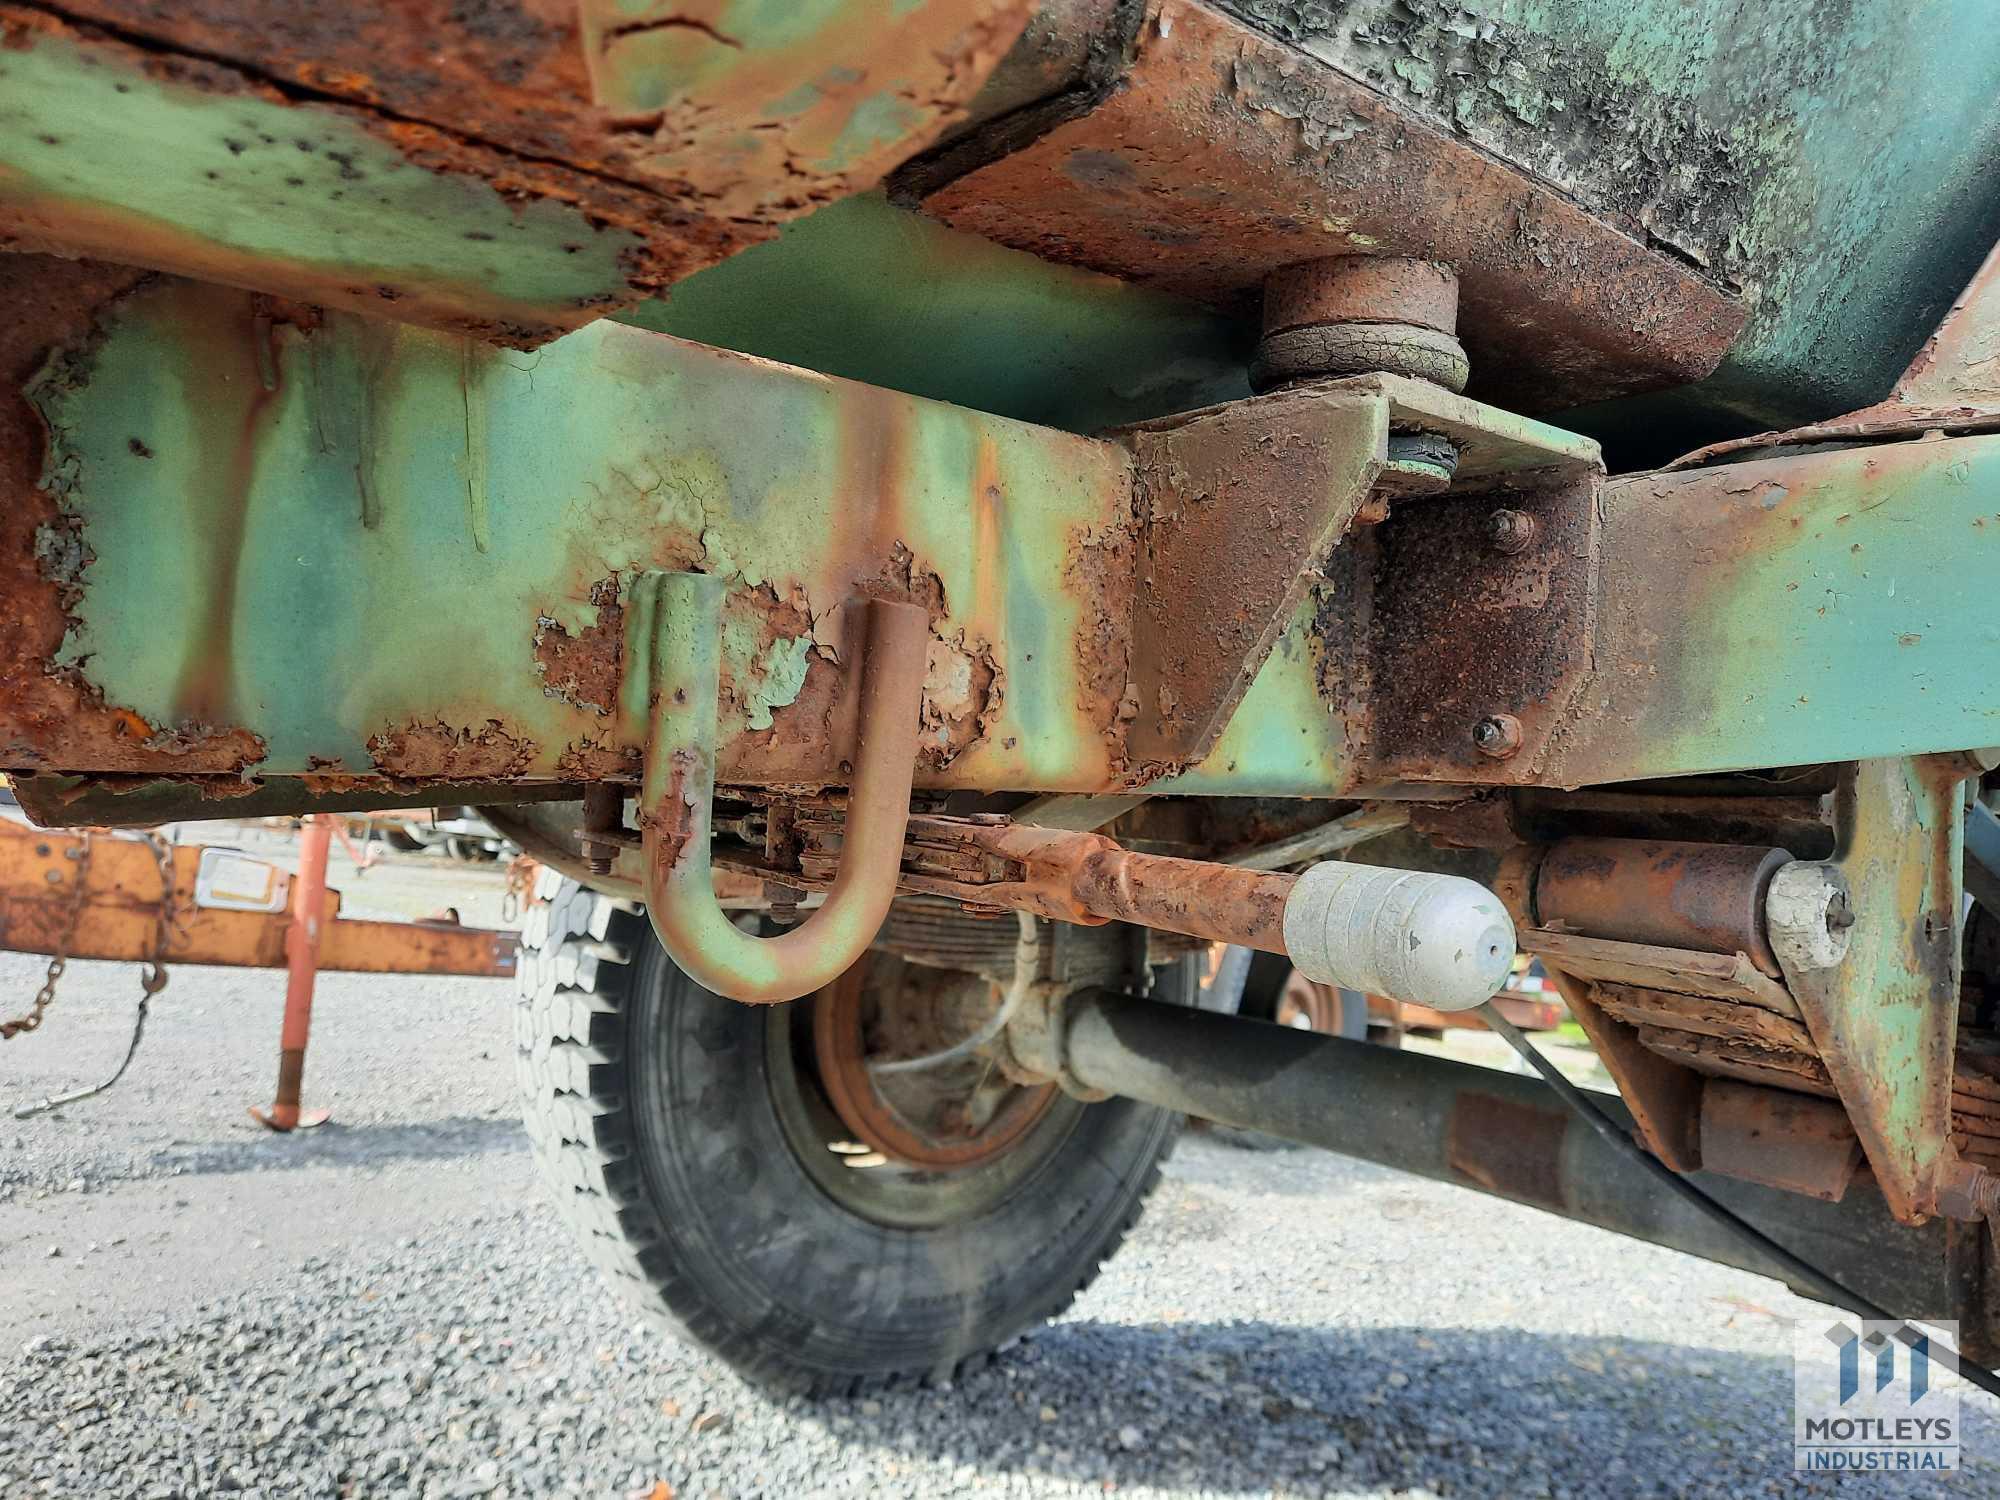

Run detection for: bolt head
[[1486, 509, 1536, 555], [1472, 713, 1524, 760]]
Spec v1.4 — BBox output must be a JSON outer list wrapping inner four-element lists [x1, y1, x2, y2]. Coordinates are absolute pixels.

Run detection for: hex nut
[[1471, 713, 1524, 760]]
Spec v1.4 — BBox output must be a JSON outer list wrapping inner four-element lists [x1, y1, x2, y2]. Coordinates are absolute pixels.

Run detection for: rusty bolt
[[1938, 1161, 2000, 1220], [1486, 509, 1536, 555], [1471, 713, 1524, 760], [580, 784, 625, 879]]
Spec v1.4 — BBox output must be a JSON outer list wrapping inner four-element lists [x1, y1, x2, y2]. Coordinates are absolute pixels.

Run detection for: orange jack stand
[[250, 815, 333, 1132]]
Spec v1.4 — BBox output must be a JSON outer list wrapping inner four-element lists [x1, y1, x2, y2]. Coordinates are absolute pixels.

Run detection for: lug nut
[[1486, 508, 1536, 554], [1471, 713, 1524, 760]]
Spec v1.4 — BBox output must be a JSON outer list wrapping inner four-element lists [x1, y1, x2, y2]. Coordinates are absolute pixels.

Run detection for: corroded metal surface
[[0, 8, 720, 346], [8, 267, 2000, 812], [1116, 387, 1383, 775], [1354, 466, 1600, 788], [1262, 259, 1458, 340], [3, 273, 1137, 791], [637, 572, 928, 1005], [1536, 838, 1790, 977], [0, 821, 519, 977], [0, 256, 268, 779], [894, 815, 1295, 952], [1697, 1079, 1862, 1204], [1771, 758, 1967, 1224], [583, 0, 1033, 219], [0, 2, 1026, 346], [915, 0, 1743, 414], [1215, 0, 2000, 436], [812, 953, 1057, 1168]]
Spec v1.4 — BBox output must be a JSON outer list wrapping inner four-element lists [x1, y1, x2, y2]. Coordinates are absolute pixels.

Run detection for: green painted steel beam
[[1547, 439, 2000, 785], [26, 277, 1137, 791], [14, 273, 2000, 807]]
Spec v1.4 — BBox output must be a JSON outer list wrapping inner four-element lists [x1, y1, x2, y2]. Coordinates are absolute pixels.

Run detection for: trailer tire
[[514, 873, 1199, 1395]]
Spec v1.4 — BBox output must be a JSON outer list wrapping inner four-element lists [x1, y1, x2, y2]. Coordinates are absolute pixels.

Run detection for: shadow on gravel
[[148, 1116, 524, 1178], [820, 1319, 1988, 1496]]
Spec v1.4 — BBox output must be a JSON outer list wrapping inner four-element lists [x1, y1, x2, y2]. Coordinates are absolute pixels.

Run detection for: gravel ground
[[2, 849, 1995, 1497]]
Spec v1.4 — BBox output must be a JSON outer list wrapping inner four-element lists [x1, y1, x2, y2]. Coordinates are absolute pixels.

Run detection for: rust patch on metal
[[589, 0, 1036, 222], [919, 631, 1003, 769], [1116, 385, 1383, 778], [640, 748, 701, 873], [1445, 1089, 1569, 1212], [1697, 1078, 1860, 1202], [50, 0, 630, 180], [367, 718, 539, 780], [915, 0, 1743, 414], [1363, 467, 1598, 786], [1536, 838, 1791, 976], [0, 6, 747, 347], [1065, 507, 1139, 772], [0, 254, 269, 777], [534, 576, 624, 716], [811, 951, 1057, 1169]]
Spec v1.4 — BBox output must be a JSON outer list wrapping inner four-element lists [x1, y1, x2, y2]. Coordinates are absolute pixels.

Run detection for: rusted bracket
[[629, 570, 929, 1005], [1116, 388, 1385, 773], [913, 0, 1742, 413], [1768, 757, 1971, 1224]]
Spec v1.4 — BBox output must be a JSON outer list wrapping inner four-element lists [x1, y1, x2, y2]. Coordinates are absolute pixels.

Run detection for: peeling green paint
[[0, 23, 648, 341], [1221, 0, 2000, 449]]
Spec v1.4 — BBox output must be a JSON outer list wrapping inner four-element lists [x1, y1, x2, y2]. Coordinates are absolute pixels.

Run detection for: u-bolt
[[632, 571, 928, 1004]]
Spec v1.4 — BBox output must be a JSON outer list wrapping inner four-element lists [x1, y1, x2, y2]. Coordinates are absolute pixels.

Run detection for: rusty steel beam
[[0, 821, 519, 978], [907, 0, 1744, 414], [0, 1, 1028, 345], [1118, 387, 1384, 773]]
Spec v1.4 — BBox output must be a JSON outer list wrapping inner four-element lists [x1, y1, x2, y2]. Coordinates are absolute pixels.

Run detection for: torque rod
[[633, 570, 928, 1004]]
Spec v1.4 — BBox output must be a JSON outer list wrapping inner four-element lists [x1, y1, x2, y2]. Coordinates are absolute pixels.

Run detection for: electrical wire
[[1476, 1000, 2000, 1402]]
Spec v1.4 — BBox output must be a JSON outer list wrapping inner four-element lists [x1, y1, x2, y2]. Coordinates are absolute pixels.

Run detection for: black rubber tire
[[515, 873, 1198, 1395]]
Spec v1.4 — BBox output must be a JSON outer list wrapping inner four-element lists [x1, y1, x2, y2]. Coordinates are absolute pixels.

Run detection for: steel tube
[[1536, 837, 1790, 974], [252, 814, 332, 1132], [1059, 989, 1978, 1331], [638, 572, 929, 1004], [1070, 848, 1294, 952]]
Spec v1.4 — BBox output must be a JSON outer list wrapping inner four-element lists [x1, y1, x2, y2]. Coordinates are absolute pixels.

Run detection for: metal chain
[[0, 833, 94, 1041], [136, 832, 177, 1001], [11, 833, 176, 1117]]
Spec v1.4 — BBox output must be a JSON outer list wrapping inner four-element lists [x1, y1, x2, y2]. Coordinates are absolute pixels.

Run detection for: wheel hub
[[812, 954, 1057, 1170]]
